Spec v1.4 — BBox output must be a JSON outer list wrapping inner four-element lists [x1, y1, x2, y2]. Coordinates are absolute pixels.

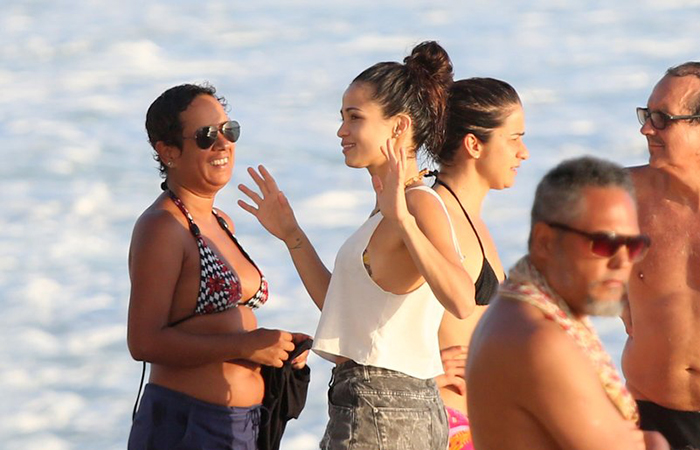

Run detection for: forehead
[[574, 186, 639, 234], [342, 82, 378, 108], [648, 75, 700, 113], [501, 104, 525, 128], [180, 94, 227, 131]]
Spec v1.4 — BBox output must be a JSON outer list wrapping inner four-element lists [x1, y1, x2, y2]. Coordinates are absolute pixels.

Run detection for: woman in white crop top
[[239, 41, 474, 449]]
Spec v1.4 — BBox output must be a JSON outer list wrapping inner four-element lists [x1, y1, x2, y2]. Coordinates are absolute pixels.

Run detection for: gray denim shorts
[[320, 361, 448, 450]]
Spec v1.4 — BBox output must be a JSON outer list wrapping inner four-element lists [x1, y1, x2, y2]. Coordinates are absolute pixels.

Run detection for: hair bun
[[404, 41, 454, 86]]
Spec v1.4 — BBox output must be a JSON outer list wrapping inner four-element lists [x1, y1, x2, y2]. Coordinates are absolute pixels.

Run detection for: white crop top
[[312, 186, 461, 379]]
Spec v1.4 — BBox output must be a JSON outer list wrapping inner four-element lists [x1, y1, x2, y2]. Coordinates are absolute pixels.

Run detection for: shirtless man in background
[[623, 62, 700, 450]]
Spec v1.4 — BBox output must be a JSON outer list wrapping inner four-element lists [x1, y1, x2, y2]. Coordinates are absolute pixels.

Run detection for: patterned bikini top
[[167, 191, 268, 327]]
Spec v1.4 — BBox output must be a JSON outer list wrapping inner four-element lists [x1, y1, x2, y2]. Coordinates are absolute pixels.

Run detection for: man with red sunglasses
[[466, 157, 668, 450], [623, 62, 700, 450]]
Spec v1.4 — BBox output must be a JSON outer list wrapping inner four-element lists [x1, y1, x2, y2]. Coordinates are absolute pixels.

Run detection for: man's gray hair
[[529, 156, 635, 248], [665, 62, 700, 116]]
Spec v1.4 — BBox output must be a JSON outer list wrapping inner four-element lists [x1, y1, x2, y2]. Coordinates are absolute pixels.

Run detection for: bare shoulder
[[404, 187, 453, 230], [471, 298, 562, 364], [627, 164, 650, 179], [627, 165, 656, 198], [471, 298, 591, 385], [129, 202, 190, 266], [405, 186, 446, 215], [132, 204, 185, 241]]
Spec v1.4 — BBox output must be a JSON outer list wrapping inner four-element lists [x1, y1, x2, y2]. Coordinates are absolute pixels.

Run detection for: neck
[[367, 153, 421, 212], [166, 181, 217, 217], [437, 163, 489, 214]]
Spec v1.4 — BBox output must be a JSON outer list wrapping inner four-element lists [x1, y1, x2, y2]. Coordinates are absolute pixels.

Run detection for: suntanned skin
[[434, 104, 527, 414], [467, 186, 668, 450], [622, 75, 700, 411], [127, 94, 308, 408]]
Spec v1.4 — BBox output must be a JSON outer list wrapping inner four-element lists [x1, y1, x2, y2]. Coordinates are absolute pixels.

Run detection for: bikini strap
[[212, 209, 265, 277], [167, 190, 201, 237], [432, 177, 487, 259]]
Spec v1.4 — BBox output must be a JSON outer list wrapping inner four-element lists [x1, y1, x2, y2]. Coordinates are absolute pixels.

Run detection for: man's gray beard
[[583, 297, 625, 317]]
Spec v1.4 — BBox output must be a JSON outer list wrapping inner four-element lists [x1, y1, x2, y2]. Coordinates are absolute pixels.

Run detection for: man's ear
[[530, 222, 554, 261]]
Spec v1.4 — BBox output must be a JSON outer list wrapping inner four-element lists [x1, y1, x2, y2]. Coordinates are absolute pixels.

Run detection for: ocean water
[[2, 0, 700, 448]]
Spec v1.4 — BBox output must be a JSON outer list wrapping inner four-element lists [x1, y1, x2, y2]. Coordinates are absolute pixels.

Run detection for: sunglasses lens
[[195, 126, 217, 149], [636, 108, 648, 126], [649, 111, 667, 130], [626, 236, 650, 262], [590, 236, 619, 258], [222, 121, 240, 143]]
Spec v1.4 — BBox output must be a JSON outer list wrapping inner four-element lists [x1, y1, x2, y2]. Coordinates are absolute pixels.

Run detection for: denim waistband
[[330, 360, 436, 385]]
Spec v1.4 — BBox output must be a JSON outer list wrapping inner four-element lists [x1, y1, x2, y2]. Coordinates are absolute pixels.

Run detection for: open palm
[[238, 165, 300, 243]]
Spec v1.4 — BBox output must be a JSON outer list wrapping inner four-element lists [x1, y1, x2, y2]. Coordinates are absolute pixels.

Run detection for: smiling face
[[641, 74, 700, 173], [168, 94, 235, 193], [477, 104, 529, 189], [337, 82, 397, 170], [540, 186, 640, 317]]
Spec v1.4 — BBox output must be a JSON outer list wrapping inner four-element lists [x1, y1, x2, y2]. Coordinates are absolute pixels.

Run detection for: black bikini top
[[432, 177, 502, 306]]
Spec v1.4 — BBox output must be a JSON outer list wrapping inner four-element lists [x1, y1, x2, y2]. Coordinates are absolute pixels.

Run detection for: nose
[[607, 244, 634, 270], [337, 121, 348, 138], [519, 141, 530, 160], [213, 129, 233, 151]]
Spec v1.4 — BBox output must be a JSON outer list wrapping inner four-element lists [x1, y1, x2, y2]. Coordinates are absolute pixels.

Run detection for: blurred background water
[[1, 0, 699, 448]]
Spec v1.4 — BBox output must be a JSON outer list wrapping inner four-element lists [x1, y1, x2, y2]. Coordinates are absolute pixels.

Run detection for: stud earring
[[166, 161, 173, 167]]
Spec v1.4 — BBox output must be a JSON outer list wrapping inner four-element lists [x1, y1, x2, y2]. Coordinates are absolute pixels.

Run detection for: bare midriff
[[150, 307, 264, 407], [623, 285, 700, 410]]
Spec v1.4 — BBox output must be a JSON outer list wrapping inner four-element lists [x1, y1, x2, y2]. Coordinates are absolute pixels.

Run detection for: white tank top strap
[[406, 185, 464, 260]]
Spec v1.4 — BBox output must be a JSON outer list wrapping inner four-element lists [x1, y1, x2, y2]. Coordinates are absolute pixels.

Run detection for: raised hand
[[238, 165, 301, 246], [372, 138, 410, 224]]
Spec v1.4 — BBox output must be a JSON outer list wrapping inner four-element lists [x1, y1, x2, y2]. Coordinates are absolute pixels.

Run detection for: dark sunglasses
[[547, 222, 651, 263], [184, 120, 240, 149], [636, 107, 700, 130]]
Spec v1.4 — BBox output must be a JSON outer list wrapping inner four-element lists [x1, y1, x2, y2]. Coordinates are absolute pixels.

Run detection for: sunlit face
[[544, 187, 639, 317], [337, 82, 395, 170], [641, 75, 700, 172], [477, 104, 529, 190], [174, 94, 235, 192]]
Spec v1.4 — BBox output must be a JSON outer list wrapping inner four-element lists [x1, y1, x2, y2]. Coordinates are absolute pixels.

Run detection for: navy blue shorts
[[128, 383, 262, 450]]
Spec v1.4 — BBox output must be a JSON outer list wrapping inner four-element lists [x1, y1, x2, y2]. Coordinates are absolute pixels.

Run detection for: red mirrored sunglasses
[[547, 222, 651, 263]]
